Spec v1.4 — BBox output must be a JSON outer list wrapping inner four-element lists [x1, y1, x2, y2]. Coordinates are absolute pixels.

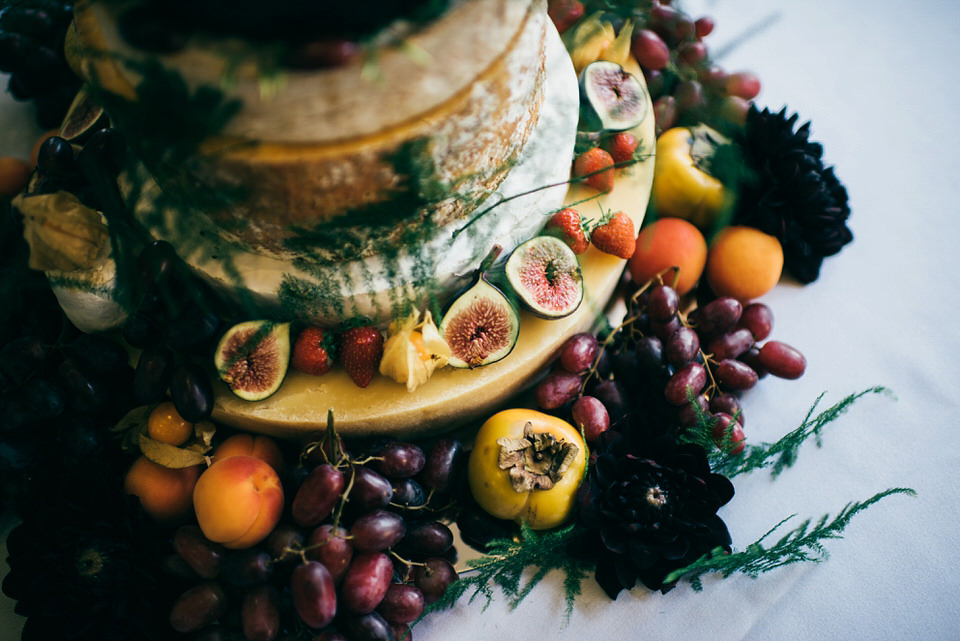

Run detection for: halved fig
[[214, 320, 291, 401], [578, 60, 648, 132], [505, 236, 583, 319], [439, 253, 519, 369]]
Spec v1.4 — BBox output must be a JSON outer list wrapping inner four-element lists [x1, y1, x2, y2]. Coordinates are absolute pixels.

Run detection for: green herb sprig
[[426, 524, 590, 623], [708, 386, 894, 478], [664, 487, 917, 590]]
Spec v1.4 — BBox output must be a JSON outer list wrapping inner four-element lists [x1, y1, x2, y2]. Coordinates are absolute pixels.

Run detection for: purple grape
[[715, 359, 759, 391], [169, 582, 228, 634], [737, 346, 768, 379], [169, 362, 213, 422], [400, 521, 454, 557], [709, 392, 744, 425], [647, 284, 679, 322], [134, 345, 174, 405], [676, 394, 709, 427], [737, 302, 774, 341], [342, 552, 394, 614], [173, 524, 224, 579], [711, 412, 746, 454], [758, 341, 806, 379], [292, 463, 345, 527], [348, 466, 394, 511], [291, 561, 337, 629], [664, 326, 700, 367], [570, 395, 610, 443], [377, 584, 425, 624], [266, 524, 305, 563], [558, 332, 600, 374], [416, 437, 464, 495], [372, 442, 426, 479], [389, 478, 426, 512], [691, 297, 742, 336], [221, 548, 274, 588], [651, 315, 682, 342], [350, 510, 406, 552], [305, 524, 353, 583], [413, 557, 457, 605], [339, 611, 396, 641], [534, 369, 581, 410], [664, 362, 707, 405], [706, 327, 754, 361], [241, 585, 280, 641], [635, 335, 665, 374]]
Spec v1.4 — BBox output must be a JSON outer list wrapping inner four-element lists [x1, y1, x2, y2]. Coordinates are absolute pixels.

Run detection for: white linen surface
[[2, 1, 959, 640]]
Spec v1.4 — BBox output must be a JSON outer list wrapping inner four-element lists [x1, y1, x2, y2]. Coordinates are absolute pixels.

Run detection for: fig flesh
[[505, 236, 583, 319], [214, 320, 291, 401], [578, 60, 648, 132], [439, 273, 519, 369]]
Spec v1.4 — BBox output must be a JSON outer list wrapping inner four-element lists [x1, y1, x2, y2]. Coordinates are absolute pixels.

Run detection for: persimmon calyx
[[496, 422, 580, 492]]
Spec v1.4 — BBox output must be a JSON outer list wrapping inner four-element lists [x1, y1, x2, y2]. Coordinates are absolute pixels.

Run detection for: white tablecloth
[[3, 1, 959, 639]]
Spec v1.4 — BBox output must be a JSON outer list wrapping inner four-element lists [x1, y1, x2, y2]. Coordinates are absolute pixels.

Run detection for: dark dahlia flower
[[3, 460, 178, 641], [572, 439, 734, 597], [733, 105, 853, 284]]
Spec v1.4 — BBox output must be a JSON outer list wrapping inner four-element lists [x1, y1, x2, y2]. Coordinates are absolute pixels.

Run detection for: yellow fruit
[[147, 401, 194, 446], [706, 225, 784, 300], [468, 409, 587, 530]]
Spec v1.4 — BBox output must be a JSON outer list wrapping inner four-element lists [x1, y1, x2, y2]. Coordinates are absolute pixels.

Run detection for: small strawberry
[[573, 147, 615, 192], [590, 210, 636, 259], [547, 0, 585, 34], [340, 325, 384, 388], [608, 131, 640, 164], [291, 326, 336, 376], [545, 208, 589, 254]]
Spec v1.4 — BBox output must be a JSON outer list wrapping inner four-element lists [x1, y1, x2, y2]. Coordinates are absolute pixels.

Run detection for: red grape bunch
[[534, 278, 806, 455], [165, 435, 465, 641]]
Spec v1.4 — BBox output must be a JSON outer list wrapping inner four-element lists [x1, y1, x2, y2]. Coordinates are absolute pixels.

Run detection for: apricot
[[124, 456, 202, 524], [0, 157, 31, 197], [627, 217, 707, 295], [706, 225, 783, 301], [193, 455, 284, 549], [213, 433, 284, 473]]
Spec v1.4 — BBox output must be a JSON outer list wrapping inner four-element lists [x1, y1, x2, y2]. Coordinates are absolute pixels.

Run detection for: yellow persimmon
[[468, 409, 587, 530]]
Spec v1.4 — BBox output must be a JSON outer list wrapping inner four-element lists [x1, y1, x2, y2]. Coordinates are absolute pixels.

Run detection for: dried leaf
[[14, 192, 110, 272], [139, 432, 210, 468]]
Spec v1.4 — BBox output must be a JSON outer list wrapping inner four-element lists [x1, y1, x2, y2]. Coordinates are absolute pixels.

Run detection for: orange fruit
[[705, 225, 783, 300], [0, 157, 31, 197], [147, 401, 194, 446], [627, 217, 707, 295], [124, 456, 202, 524]]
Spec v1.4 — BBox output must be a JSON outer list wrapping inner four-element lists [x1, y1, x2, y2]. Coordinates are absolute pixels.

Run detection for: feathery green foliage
[[663, 487, 917, 590], [683, 386, 894, 478], [425, 524, 590, 623]]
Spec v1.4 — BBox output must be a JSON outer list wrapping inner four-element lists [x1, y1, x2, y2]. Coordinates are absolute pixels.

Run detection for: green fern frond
[[663, 487, 917, 589], [425, 524, 589, 623]]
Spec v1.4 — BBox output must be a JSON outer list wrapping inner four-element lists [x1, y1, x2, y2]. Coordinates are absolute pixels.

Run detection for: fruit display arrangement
[[0, 1, 913, 641]]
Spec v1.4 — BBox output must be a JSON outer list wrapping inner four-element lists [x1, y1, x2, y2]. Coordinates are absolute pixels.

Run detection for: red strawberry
[[608, 132, 640, 164], [573, 147, 615, 192], [590, 210, 636, 259], [340, 325, 383, 388], [545, 208, 589, 254], [547, 0, 585, 34], [291, 326, 335, 376]]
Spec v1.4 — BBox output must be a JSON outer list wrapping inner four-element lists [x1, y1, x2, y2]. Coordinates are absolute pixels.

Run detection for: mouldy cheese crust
[[73, 0, 549, 257]]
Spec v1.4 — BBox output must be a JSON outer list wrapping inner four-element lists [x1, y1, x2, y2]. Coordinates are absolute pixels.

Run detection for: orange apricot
[[627, 217, 707, 295], [124, 455, 202, 524], [213, 433, 284, 473], [0, 157, 31, 197], [705, 225, 784, 300], [147, 401, 194, 446], [193, 455, 284, 549]]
